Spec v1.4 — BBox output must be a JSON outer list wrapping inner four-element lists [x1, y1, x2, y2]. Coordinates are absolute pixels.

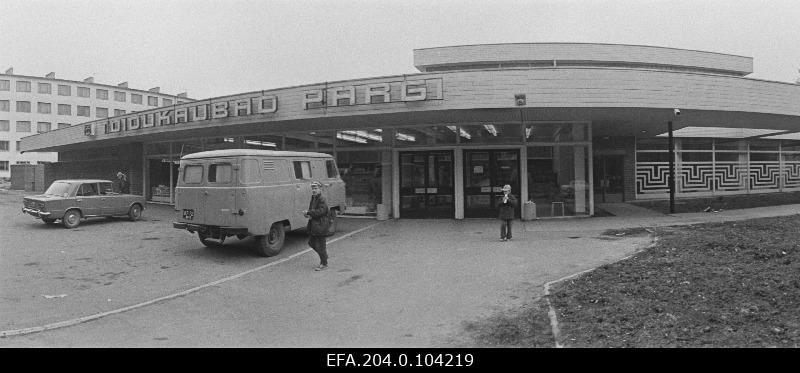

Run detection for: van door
[[204, 159, 238, 227], [292, 159, 313, 223], [176, 162, 206, 224], [323, 158, 345, 209], [237, 158, 261, 228]]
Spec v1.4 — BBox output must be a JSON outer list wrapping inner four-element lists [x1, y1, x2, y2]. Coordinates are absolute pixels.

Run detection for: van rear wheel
[[254, 222, 285, 257]]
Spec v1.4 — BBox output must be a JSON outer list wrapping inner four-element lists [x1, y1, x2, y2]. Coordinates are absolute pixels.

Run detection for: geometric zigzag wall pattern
[[636, 161, 800, 196]]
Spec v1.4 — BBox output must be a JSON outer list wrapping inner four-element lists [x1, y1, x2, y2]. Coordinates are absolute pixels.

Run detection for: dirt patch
[[455, 299, 555, 347], [549, 216, 800, 347]]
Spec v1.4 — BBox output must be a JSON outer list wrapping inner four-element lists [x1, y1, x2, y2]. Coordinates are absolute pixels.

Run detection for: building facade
[[0, 69, 192, 178], [19, 43, 800, 218]]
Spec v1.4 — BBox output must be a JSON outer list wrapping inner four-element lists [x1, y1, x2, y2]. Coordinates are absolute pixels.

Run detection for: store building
[[0, 68, 192, 180], [19, 43, 800, 219]]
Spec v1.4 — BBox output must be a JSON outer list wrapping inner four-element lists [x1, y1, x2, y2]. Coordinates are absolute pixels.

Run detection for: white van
[[172, 149, 345, 256]]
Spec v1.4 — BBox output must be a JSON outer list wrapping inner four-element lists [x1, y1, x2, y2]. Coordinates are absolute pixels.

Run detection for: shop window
[[393, 126, 457, 146], [293, 161, 312, 180], [183, 165, 203, 184], [459, 123, 521, 144], [326, 160, 339, 178], [208, 163, 232, 183], [526, 123, 588, 142]]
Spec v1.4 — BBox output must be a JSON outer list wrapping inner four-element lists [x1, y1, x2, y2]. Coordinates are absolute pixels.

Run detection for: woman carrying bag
[[303, 181, 331, 271]]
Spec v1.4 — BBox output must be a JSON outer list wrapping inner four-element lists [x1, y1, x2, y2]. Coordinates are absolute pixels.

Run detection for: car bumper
[[22, 207, 52, 218], [173, 222, 248, 235]]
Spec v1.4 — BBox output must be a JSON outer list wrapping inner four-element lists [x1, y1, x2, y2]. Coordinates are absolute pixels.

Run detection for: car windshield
[[44, 182, 74, 197]]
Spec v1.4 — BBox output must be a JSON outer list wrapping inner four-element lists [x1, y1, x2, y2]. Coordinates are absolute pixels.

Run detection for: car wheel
[[42, 217, 57, 225], [254, 222, 285, 257], [128, 204, 143, 221], [198, 231, 223, 247], [62, 209, 81, 229]]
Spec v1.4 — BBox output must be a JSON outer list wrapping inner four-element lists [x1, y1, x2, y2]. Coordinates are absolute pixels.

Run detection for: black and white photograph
[[1, 0, 799, 355]]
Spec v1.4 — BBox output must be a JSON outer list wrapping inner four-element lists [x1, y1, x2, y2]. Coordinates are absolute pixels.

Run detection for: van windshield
[[208, 163, 232, 183]]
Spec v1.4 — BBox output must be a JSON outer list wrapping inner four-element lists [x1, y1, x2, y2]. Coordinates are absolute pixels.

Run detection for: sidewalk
[[524, 203, 800, 232]]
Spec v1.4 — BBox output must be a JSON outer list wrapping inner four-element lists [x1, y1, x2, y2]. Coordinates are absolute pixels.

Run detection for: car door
[[76, 183, 102, 216], [99, 182, 124, 215]]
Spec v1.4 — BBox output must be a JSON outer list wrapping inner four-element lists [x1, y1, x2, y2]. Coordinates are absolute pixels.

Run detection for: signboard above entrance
[[84, 77, 443, 137]]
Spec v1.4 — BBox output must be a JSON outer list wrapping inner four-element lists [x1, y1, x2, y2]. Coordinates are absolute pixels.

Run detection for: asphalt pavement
[[1, 188, 798, 347]]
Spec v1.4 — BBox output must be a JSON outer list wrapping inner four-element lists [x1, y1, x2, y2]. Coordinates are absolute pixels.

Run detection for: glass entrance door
[[399, 151, 454, 218], [464, 149, 520, 218], [593, 154, 625, 203]]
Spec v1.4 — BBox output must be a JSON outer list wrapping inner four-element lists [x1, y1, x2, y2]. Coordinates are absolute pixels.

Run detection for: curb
[[543, 229, 658, 348]]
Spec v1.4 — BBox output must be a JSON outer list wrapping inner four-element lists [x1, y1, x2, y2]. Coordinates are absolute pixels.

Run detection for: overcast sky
[[2, 0, 799, 99]]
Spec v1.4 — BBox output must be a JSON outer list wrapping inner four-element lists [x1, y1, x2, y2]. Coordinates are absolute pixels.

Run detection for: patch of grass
[[459, 299, 555, 347], [549, 215, 800, 347], [631, 192, 800, 214]]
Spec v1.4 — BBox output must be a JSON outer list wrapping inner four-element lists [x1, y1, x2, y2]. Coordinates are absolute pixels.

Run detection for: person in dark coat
[[303, 181, 330, 271], [116, 172, 130, 194], [498, 184, 517, 241]]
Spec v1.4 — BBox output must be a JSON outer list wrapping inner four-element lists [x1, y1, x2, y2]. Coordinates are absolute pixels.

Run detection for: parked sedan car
[[22, 179, 146, 229]]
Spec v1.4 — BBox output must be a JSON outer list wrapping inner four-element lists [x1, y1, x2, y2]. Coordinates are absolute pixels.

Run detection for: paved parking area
[[0, 189, 653, 347]]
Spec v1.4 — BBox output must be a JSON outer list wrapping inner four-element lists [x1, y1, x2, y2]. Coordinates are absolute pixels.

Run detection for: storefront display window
[[335, 129, 387, 148], [393, 126, 457, 146], [337, 150, 383, 213], [459, 123, 521, 144]]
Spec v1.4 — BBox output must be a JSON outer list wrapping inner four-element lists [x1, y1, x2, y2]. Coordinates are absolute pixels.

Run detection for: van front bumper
[[173, 222, 248, 236]]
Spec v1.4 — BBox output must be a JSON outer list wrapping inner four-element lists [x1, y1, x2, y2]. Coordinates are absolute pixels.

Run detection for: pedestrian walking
[[303, 181, 331, 271], [116, 172, 130, 194], [498, 184, 517, 241]]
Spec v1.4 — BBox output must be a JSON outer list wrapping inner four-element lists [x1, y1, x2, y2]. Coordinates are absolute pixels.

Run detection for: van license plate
[[183, 209, 194, 220]]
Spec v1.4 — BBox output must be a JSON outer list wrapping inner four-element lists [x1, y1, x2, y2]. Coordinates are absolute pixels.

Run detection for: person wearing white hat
[[498, 184, 517, 241], [303, 180, 330, 271]]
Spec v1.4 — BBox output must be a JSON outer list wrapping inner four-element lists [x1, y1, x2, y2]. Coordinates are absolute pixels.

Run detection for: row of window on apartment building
[[0, 80, 175, 106], [1, 100, 127, 119], [1, 119, 70, 134]]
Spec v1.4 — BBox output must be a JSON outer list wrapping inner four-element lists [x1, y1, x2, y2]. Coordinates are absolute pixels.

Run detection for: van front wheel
[[254, 222, 285, 257]]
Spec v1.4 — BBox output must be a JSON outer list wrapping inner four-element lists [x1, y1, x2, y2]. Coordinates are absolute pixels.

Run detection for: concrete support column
[[381, 150, 392, 216], [573, 146, 586, 213], [392, 150, 400, 219], [454, 148, 464, 219]]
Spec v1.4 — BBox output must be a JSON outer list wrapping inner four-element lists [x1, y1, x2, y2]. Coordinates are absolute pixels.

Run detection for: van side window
[[208, 163, 232, 183], [293, 161, 312, 180], [326, 160, 339, 178], [241, 159, 261, 184], [184, 165, 203, 184]]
